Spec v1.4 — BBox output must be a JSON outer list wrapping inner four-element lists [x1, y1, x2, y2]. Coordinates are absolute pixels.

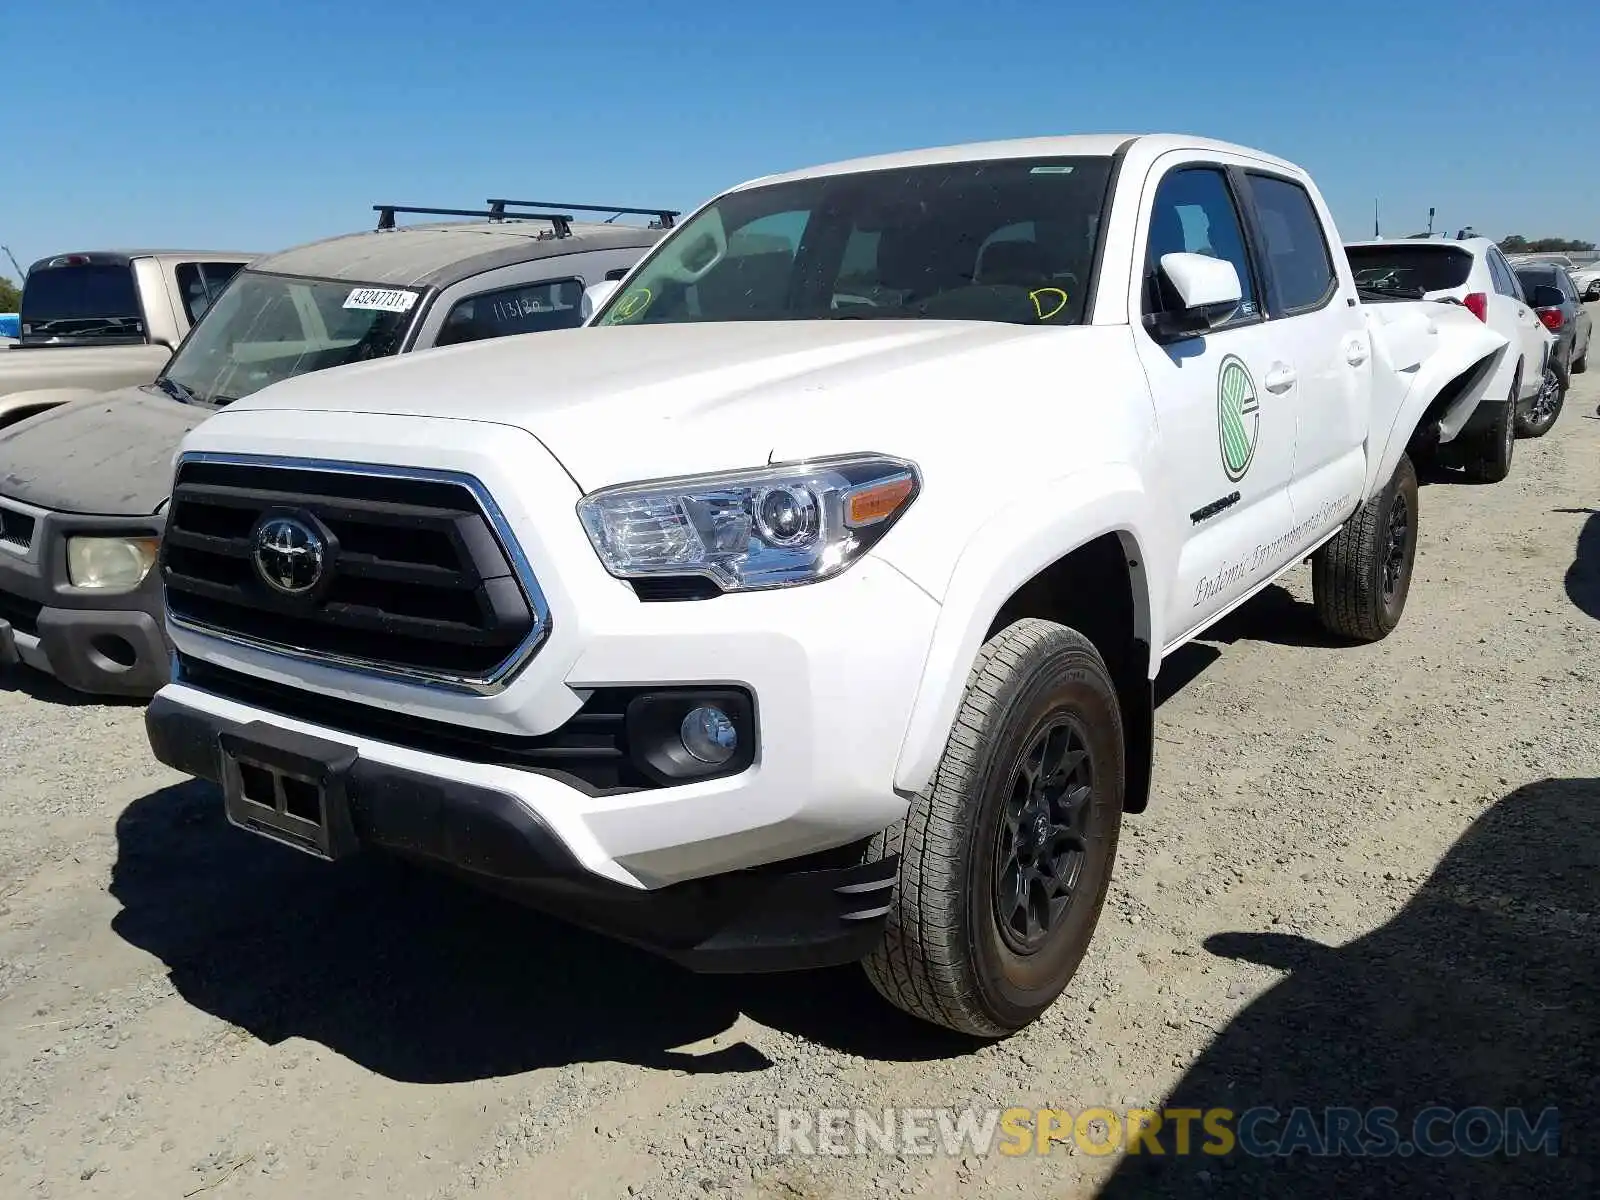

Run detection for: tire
[[1515, 361, 1566, 438], [862, 618, 1124, 1037], [1312, 453, 1420, 642], [1462, 369, 1518, 484], [1573, 345, 1587, 375]]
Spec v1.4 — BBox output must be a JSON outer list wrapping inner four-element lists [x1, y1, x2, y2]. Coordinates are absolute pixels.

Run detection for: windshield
[[595, 156, 1114, 328], [1346, 244, 1473, 295], [160, 270, 420, 405], [19, 261, 144, 344]]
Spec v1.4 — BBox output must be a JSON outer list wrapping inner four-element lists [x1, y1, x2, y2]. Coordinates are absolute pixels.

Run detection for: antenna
[[1373, 199, 1380, 238], [1427, 207, 1435, 237], [1, 245, 23, 279]]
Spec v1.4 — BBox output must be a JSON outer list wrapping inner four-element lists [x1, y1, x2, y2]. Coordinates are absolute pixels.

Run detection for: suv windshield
[[595, 156, 1114, 328], [1346, 244, 1473, 295], [160, 270, 420, 405], [19, 260, 144, 344]]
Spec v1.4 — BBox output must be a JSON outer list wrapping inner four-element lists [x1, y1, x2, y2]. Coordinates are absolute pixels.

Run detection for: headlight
[[66, 535, 160, 591], [577, 454, 920, 592]]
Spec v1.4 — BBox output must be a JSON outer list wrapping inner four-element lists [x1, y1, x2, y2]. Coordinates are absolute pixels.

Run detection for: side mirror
[[580, 280, 620, 322], [1528, 283, 1565, 310], [1144, 252, 1244, 342]]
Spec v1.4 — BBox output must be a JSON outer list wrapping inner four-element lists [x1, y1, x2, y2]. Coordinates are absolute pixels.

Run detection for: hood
[[0, 385, 211, 515], [221, 321, 1047, 488]]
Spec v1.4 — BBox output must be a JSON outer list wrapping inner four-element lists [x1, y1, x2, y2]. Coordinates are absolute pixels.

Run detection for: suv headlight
[[577, 454, 920, 592], [67, 535, 160, 591]]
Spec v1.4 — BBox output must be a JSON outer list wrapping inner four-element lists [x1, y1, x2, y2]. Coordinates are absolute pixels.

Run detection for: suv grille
[[162, 460, 543, 684], [0, 504, 36, 551]]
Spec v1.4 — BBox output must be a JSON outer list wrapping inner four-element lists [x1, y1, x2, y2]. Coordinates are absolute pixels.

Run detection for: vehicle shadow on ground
[[109, 781, 978, 1084], [1555, 508, 1600, 620], [1096, 776, 1598, 1199], [0, 662, 144, 708], [1154, 585, 1345, 705]]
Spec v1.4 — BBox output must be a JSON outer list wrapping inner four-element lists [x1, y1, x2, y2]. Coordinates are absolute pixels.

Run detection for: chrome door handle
[[1264, 364, 1297, 394], [1346, 341, 1369, 366]]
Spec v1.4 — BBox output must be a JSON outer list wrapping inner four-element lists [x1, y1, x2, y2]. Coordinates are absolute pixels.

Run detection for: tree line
[[1497, 235, 1595, 253]]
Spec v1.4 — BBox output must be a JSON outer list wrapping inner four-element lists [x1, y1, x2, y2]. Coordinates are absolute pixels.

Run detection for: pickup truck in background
[[0, 249, 257, 427], [143, 134, 1508, 1038], [0, 200, 669, 697]]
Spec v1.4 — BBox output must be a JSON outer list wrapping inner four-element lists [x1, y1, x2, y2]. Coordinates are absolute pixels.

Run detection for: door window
[[435, 278, 585, 346], [1243, 174, 1336, 313], [1143, 167, 1260, 323]]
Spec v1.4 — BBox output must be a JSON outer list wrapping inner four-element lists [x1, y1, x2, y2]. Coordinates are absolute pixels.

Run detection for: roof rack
[[486, 199, 681, 230], [373, 204, 576, 236]]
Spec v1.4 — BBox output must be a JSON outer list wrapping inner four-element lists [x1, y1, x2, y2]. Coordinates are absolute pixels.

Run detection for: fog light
[[681, 706, 737, 765]]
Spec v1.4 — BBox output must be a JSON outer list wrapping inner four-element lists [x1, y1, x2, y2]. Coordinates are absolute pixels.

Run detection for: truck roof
[[733, 133, 1302, 190], [248, 219, 665, 290], [26, 249, 261, 272]]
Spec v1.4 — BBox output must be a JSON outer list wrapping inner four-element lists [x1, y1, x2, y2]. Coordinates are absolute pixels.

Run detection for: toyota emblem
[[252, 514, 326, 596]]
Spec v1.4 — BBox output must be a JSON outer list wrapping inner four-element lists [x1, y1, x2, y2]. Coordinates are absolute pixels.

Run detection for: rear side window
[[1514, 266, 1557, 301], [435, 278, 584, 347], [19, 261, 143, 343], [1346, 244, 1473, 295], [175, 262, 247, 325], [1245, 174, 1336, 313], [1487, 251, 1523, 299]]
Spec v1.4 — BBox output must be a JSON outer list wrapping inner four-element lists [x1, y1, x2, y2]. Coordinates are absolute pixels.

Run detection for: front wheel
[[1516, 363, 1566, 438], [863, 619, 1124, 1037], [1312, 453, 1420, 642]]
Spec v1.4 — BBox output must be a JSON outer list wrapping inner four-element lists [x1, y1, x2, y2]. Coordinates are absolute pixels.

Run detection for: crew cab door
[[1236, 171, 1369, 538], [1131, 157, 1297, 647]]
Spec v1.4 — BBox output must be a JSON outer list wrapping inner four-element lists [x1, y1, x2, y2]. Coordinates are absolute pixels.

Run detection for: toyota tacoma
[[144, 135, 1507, 1037]]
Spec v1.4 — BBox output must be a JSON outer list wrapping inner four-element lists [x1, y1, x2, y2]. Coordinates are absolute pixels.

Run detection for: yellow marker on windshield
[[612, 288, 653, 320], [1029, 288, 1069, 321]]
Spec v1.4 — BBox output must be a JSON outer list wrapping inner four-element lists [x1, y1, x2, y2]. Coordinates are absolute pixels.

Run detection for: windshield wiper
[[1357, 284, 1426, 301], [154, 376, 202, 405]]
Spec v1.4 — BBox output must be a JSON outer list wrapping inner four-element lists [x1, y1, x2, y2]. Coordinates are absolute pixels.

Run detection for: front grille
[[0, 505, 36, 551], [162, 460, 541, 682], [0, 590, 41, 635], [177, 654, 655, 794]]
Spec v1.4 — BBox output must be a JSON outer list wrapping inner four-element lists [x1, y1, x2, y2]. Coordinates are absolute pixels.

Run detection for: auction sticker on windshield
[[343, 288, 418, 313]]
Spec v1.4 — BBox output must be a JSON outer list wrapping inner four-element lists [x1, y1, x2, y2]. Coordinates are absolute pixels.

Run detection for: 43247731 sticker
[[1217, 354, 1260, 482], [343, 287, 418, 313]]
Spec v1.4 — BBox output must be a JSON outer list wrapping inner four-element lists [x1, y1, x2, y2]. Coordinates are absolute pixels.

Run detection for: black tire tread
[[861, 618, 1115, 1038], [1312, 454, 1417, 642]]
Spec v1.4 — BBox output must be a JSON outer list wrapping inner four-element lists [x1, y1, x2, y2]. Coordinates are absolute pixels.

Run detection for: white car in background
[[1569, 261, 1600, 302], [1346, 237, 1555, 441]]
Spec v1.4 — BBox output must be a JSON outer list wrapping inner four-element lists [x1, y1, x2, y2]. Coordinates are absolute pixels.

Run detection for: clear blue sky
[[2, 0, 1595, 273]]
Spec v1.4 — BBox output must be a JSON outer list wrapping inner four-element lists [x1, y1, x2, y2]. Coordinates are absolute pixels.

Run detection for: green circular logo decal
[[1217, 355, 1260, 482]]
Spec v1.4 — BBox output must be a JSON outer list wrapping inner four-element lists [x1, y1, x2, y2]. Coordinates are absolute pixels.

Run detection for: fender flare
[[890, 463, 1161, 796]]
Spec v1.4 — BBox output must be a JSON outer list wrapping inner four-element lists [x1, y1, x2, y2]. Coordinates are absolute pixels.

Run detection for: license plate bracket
[[218, 722, 360, 861]]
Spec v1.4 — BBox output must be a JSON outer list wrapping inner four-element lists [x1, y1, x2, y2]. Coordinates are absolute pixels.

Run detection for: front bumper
[[145, 691, 901, 973], [0, 499, 168, 697]]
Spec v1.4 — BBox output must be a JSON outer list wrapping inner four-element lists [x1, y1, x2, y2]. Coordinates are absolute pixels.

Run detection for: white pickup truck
[[144, 134, 1507, 1038]]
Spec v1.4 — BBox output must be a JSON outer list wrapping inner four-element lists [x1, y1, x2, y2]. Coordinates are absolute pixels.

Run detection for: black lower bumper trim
[[35, 607, 171, 697], [145, 695, 897, 973]]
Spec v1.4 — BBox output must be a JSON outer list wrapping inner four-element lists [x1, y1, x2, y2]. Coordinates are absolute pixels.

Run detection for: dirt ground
[[2, 334, 1597, 1199]]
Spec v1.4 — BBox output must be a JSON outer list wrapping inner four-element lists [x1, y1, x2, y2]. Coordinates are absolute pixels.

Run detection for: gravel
[[1, 351, 1596, 1199]]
